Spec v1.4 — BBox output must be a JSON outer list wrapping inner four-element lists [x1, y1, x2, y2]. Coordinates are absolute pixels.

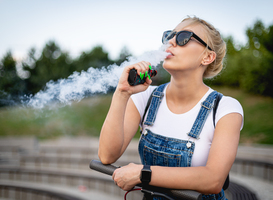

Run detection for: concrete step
[[230, 172, 273, 200], [0, 180, 121, 200]]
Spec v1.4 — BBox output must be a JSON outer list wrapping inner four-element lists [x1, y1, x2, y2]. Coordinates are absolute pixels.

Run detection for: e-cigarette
[[128, 66, 157, 86]]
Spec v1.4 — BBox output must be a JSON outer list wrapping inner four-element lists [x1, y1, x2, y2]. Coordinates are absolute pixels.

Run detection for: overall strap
[[213, 92, 223, 127], [143, 83, 168, 126], [187, 91, 220, 139]]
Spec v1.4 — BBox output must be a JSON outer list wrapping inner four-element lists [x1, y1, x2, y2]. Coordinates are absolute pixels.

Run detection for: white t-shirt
[[131, 84, 244, 167]]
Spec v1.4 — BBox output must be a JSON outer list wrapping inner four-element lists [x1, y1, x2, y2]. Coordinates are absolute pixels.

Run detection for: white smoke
[[22, 44, 170, 110]]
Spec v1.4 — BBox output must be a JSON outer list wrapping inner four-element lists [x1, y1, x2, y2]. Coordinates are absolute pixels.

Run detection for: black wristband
[[140, 165, 152, 186]]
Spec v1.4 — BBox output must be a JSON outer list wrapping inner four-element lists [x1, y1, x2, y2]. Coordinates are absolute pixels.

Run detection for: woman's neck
[[165, 74, 209, 114]]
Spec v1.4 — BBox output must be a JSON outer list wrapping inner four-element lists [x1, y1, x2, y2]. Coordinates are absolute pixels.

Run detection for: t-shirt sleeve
[[130, 86, 157, 120], [216, 96, 244, 130]]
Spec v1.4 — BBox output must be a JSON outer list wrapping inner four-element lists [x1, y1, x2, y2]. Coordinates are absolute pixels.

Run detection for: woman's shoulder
[[215, 91, 244, 117], [212, 90, 244, 129], [132, 85, 158, 100], [220, 95, 243, 110]]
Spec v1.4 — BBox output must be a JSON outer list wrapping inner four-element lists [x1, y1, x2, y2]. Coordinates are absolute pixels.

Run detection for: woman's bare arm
[[98, 61, 152, 164], [98, 95, 141, 164]]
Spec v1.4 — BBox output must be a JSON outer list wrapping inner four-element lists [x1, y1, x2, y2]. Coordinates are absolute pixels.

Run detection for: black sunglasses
[[162, 30, 213, 51]]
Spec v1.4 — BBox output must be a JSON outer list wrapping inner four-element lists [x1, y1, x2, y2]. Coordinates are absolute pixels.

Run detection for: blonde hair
[[182, 16, 226, 78]]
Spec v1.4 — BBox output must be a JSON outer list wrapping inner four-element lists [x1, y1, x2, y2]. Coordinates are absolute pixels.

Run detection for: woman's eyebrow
[[180, 28, 194, 32]]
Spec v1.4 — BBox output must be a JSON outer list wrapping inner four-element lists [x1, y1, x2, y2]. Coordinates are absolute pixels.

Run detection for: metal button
[[143, 129, 148, 135]]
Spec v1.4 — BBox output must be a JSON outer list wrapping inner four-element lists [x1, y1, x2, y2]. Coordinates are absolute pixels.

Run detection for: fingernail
[[148, 75, 151, 80], [145, 71, 148, 77], [149, 65, 152, 70], [140, 72, 144, 80]]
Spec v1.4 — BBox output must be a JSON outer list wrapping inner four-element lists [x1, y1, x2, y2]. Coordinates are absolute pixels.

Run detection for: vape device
[[128, 67, 157, 86]]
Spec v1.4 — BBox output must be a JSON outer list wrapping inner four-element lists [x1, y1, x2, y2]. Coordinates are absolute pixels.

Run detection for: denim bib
[[138, 83, 226, 200]]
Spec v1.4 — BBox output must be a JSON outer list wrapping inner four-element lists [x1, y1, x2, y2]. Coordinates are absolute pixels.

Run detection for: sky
[[1, 0, 273, 61]]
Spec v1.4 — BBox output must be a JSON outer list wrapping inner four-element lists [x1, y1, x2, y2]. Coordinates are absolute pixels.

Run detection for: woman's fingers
[[117, 61, 152, 95], [112, 163, 142, 191], [135, 61, 151, 76]]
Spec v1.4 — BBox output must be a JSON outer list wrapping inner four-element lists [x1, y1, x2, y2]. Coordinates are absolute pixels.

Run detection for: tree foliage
[[205, 19, 273, 97], [74, 45, 114, 72], [0, 42, 130, 105], [23, 41, 75, 94], [115, 46, 132, 66], [0, 52, 26, 106], [1, 19, 273, 107]]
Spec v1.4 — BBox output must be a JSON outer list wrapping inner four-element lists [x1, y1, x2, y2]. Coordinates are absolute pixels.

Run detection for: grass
[[213, 86, 273, 144], [0, 87, 273, 144], [0, 94, 111, 140]]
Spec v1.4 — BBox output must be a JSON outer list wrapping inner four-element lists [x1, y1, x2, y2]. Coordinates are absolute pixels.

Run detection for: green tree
[[22, 43, 115, 95], [0, 51, 26, 106], [240, 20, 273, 96], [206, 36, 242, 87], [207, 20, 273, 97], [75, 45, 114, 71], [115, 46, 132, 66], [23, 41, 75, 94], [261, 24, 273, 53]]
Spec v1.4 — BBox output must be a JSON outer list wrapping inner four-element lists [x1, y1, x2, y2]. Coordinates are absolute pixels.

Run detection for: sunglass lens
[[162, 31, 174, 44], [176, 31, 192, 46]]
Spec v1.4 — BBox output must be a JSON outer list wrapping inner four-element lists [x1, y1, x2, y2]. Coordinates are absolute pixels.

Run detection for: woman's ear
[[202, 51, 216, 66]]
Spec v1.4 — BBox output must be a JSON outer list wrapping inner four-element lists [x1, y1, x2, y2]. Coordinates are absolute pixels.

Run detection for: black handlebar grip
[[145, 185, 202, 200], [167, 189, 202, 200], [89, 160, 202, 200], [89, 159, 118, 176]]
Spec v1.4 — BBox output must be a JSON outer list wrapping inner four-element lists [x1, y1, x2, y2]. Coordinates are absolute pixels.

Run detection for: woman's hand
[[112, 163, 143, 191], [117, 61, 152, 96]]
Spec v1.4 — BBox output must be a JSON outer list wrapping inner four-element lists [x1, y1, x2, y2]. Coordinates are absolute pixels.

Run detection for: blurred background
[[0, 0, 273, 144], [0, 1, 273, 199]]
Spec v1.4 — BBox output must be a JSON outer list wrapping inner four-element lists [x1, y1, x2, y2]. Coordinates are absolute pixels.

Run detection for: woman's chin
[[163, 61, 177, 71], [162, 65, 178, 75]]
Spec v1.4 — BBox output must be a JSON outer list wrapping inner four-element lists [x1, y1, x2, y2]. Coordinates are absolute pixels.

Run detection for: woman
[[98, 16, 243, 199]]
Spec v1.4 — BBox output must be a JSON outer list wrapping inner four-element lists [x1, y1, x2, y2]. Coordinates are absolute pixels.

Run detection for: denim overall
[[138, 83, 226, 200]]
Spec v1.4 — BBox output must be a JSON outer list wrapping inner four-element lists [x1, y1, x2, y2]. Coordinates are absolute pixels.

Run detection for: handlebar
[[89, 160, 202, 200]]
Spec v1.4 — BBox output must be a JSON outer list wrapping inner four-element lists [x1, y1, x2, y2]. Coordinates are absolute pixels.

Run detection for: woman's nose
[[168, 35, 177, 47]]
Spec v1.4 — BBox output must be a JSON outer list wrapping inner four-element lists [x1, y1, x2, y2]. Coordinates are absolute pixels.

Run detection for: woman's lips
[[166, 50, 174, 59]]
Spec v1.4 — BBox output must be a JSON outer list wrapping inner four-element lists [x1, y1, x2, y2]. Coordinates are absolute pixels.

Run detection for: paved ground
[[40, 137, 273, 199], [41, 136, 273, 163], [0, 180, 121, 200], [233, 144, 273, 199], [236, 144, 273, 163], [230, 172, 273, 200], [2, 137, 272, 199]]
